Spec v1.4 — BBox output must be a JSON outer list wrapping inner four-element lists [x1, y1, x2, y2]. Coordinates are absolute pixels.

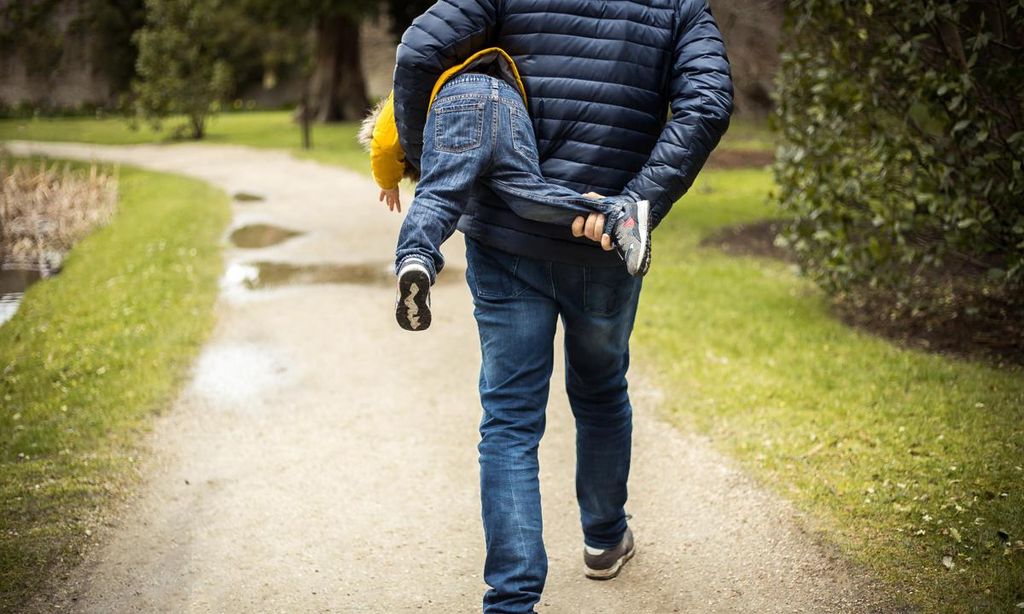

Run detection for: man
[[393, 1, 733, 611]]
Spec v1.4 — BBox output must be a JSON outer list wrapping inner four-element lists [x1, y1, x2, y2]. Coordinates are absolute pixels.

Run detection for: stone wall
[[0, 2, 116, 110]]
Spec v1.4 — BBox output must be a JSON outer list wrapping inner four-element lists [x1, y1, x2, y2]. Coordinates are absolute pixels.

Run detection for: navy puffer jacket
[[394, 0, 733, 266]]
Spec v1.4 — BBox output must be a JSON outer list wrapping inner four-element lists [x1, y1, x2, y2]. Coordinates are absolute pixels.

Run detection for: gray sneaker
[[609, 200, 651, 277], [583, 527, 635, 580]]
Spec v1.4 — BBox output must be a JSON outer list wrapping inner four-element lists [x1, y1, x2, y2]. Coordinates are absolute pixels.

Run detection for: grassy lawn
[[0, 161, 230, 610], [635, 168, 1024, 612], [0, 112, 367, 174]]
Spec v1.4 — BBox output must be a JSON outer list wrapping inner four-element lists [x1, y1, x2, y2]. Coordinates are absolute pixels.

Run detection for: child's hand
[[379, 188, 402, 212]]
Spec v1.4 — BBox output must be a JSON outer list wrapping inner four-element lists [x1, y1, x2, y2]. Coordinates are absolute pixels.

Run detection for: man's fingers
[[572, 216, 586, 237], [601, 233, 613, 251], [587, 214, 606, 241], [395, 198, 402, 213], [583, 191, 604, 200], [583, 213, 598, 240]]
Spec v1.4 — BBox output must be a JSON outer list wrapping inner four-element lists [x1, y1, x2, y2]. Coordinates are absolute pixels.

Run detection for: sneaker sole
[[396, 269, 431, 331], [635, 200, 652, 277], [584, 543, 636, 581]]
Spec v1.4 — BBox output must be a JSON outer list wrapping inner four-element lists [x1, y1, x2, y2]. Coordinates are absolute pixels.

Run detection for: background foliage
[[131, 0, 233, 138], [775, 0, 1024, 351]]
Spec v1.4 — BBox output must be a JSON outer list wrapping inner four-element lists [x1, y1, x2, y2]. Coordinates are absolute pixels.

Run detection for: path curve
[[7, 141, 888, 613]]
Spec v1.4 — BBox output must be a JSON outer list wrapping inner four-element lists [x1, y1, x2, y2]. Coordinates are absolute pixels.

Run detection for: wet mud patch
[[229, 224, 303, 248], [701, 219, 1024, 365], [232, 192, 265, 202], [700, 219, 792, 261], [223, 261, 462, 291]]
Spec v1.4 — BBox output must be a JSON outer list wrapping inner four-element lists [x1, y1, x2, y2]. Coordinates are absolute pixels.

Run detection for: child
[[361, 48, 651, 331]]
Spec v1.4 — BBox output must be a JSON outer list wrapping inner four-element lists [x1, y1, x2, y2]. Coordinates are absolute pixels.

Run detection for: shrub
[[774, 0, 1024, 339], [130, 0, 232, 139]]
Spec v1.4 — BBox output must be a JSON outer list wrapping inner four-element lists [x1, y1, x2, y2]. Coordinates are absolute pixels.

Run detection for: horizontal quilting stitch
[[501, 30, 670, 53], [542, 144, 651, 169], [536, 135, 655, 158], [508, 0, 674, 21], [526, 93, 662, 120], [533, 117, 662, 140], [506, 15, 670, 39], [525, 75, 664, 100], [515, 52, 664, 72], [540, 157, 634, 183]]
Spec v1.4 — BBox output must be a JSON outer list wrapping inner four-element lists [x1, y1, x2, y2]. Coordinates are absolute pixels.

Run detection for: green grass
[[0, 112, 369, 174], [0, 161, 230, 611], [717, 115, 776, 152], [635, 168, 1024, 612]]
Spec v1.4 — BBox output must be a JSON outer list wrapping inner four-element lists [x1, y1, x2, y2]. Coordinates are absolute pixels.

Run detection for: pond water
[[0, 263, 49, 326]]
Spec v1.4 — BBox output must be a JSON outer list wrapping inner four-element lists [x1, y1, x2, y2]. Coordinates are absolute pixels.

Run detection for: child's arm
[[362, 92, 407, 212], [379, 187, 402, 212]]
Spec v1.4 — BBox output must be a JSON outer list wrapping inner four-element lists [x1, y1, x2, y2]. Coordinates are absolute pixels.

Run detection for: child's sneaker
[[395, 261, 432, 331], [609, 200, 651, 277]]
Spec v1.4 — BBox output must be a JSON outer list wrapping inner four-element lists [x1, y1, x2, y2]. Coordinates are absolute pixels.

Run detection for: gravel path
[[7, 141, 889, 613]]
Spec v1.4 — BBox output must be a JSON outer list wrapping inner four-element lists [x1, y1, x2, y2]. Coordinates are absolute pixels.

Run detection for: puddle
[[229, 224, 303, 248], [233, 192, 266, 202], [188, 341, 290, 408], [224, 261, 461, 291], [0, 263, 51, 326]]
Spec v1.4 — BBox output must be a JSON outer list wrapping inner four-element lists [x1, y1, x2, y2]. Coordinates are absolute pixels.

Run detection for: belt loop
[[491, 79, 500, 101]]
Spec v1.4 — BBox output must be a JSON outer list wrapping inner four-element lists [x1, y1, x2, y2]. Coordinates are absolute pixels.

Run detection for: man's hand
[[379, 188, 402, 212], [572, 192, 613, 251]]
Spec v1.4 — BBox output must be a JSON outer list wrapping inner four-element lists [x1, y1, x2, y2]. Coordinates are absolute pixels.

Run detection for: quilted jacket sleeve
[[393, 0, 499, 172], [623, 0, 733, 228]]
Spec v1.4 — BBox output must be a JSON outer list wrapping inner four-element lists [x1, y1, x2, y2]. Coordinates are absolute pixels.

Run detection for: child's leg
[[394, 76, 497, 281], [483, 90, 631, 234]]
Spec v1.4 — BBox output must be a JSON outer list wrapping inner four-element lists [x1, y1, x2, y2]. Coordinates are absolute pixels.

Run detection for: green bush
[[775, 1, 1024, 320], [131, 0, 232, 139]]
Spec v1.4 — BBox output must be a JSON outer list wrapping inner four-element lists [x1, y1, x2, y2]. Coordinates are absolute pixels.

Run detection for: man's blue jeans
[[395, 73, 626, 281], [465, 236, 640, 614]]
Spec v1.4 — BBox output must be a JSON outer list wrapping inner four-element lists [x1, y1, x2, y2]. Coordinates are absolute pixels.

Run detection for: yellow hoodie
[[359, 48, 528, 190]]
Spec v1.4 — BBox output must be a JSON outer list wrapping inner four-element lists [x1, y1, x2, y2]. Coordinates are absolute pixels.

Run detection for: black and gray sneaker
[[609, 200, 652, 277], [583, 526, 635, 580], [395, 261, 431, 331]]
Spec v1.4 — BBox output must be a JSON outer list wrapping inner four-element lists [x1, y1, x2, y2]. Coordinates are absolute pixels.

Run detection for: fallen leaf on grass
[[942, 555, 954, 570]]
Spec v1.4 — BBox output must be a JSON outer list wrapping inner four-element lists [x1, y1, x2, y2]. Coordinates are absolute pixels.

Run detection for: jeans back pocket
[[434, 99, 486, 153], [465, 238, 527, 300], [584, 265, 640, 316]]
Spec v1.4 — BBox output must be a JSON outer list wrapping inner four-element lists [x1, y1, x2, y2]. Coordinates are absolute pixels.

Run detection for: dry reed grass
[[0, 156, 118, 267]]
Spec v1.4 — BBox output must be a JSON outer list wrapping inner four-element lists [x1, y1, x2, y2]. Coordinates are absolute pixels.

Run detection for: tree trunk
[[189, 114, 205, 140], [308, 14, 370, 122]]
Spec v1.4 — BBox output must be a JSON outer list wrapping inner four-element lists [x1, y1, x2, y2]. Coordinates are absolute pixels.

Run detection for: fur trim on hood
[[358, 96, 388, 153]]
